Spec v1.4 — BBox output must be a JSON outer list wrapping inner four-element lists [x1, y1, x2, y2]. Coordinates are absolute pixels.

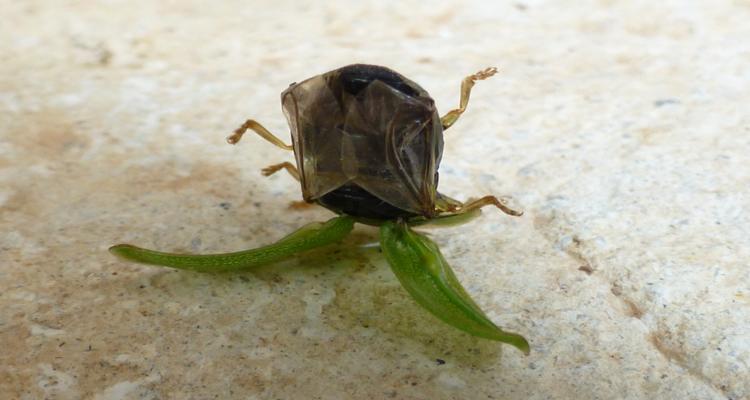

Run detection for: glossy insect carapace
[[228, 64, 521, 223]]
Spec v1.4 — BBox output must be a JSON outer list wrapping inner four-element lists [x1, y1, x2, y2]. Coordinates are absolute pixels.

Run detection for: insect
[[111, 65, 530, 354], [227, 64, 521, 222]]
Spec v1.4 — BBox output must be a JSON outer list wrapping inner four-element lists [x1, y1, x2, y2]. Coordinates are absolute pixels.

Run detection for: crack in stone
[[532, 209, 732, 399], [649, 332, 732, 399], [565, 235, 596, 274]]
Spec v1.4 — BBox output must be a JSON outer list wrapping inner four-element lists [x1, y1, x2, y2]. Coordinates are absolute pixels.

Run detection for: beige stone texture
[[1, 1, 749, 399]]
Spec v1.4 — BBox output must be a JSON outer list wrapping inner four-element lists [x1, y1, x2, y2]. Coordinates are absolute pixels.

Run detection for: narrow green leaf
[[380, 221, 530, 354], [407, 208, 482, 227], [110, 216, 355, 272]]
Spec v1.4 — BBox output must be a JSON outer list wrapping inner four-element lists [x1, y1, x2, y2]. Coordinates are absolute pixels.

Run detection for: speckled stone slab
[[1, 1, 748, 399]]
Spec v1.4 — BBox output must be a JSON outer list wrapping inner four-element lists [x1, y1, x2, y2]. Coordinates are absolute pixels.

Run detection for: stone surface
[[1, 1, 749, 399]]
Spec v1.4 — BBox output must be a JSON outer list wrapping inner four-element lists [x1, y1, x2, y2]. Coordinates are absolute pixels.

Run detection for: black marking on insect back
[[311, 64, 440, 219], [318, 184, 419, 220], [333, 64, 421, 98]]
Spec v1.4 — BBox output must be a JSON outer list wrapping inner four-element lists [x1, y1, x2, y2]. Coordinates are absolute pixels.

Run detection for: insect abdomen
[[317, 183, 419, 220]]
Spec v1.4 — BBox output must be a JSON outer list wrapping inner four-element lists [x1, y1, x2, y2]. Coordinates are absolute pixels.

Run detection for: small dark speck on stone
[[219, 202, 231, 210], [654, 99, 679, 107], [436, 358, 446, 365], [253, 202, 262, 208], [139, 285, 145, 289]]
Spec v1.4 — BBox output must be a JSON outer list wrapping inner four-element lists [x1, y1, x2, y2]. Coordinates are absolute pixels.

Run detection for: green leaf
[[379, 220, 530, 354], [110, 216, 355, 272], [407, 208, 482, 227]]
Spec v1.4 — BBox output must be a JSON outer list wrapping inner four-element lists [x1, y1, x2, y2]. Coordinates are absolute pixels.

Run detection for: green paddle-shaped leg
[[109, 216, 355, 272], [380, 220, 530, 354], [110, 215, 529, 353]]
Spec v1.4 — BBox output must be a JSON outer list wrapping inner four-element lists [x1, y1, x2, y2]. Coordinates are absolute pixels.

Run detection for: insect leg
[[261, 163, 310, 208], [433, 194, 522, 219], [457, 195, 523, 217], [227, 119, 293, 151], [440, 67, 498, 130], [433, 192, 463, 213], [261, 162, 300, 181]]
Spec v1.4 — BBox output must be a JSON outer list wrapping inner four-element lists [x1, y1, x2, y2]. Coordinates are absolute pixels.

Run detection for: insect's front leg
[[440, 67, 498, 130], [261, 162, 300, 181], [260, 162, 311, 209], [227, 119, 293, 150]]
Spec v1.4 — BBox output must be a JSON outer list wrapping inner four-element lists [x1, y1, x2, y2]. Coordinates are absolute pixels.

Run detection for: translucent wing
[[282, 75, 349, 199]]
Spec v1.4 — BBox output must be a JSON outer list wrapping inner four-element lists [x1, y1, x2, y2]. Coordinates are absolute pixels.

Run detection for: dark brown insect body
[[228, 64, 522, 223], [282, 64, 443, 219]]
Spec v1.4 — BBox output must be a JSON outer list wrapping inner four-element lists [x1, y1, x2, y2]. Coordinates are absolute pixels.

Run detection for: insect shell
[[229, 64, 520, 224], [282, 64, 442, 220]]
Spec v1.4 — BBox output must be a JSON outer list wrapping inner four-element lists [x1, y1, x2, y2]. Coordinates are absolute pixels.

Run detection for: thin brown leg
[[459, 195, 523, 217], [261, 162, 300, 181], [435, 194, 522, 217], [227, 119, 293, 151], [440, 67, 498, 130], [434, 192, 463, 213], [417, 194, 520, 227]]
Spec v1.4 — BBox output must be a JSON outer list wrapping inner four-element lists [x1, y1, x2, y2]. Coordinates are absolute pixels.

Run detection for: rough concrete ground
[[1, 1, 748, 399]]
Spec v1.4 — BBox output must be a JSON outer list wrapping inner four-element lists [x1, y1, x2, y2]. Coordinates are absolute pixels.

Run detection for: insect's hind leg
[[435, 194, 522, 217], [412, 194, 521, 227], [227, 119, 293, 151], [261, 162, 300, 181], [458, 195, 523, 217], [440, 67, 498, 130]]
